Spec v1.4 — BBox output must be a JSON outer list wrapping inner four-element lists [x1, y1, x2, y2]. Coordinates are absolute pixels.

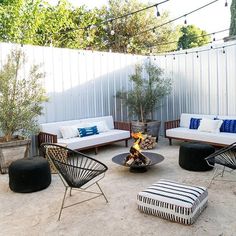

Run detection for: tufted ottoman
[[137, 179, 208, 225], [8, 157, 51, 193], [179, 142, 215, 171]]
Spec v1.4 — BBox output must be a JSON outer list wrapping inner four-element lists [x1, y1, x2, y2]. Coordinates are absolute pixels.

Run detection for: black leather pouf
[[9, 157, 51, 193], [179, 142, 215, 171]]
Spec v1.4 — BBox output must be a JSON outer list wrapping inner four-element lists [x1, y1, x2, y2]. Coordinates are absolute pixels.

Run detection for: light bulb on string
[[173, 54, 175, 60], [110, 20, 115, 36], [225, 0, 228, 7], [196, 51, 199, 58], [223, 47, 226, 54], [212, 33, 216, 41], [184, 15, 187, 25], [156, 4, 160, 17]]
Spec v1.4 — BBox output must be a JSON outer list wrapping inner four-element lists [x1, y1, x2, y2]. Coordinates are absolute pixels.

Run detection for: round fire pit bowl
[[112, 152, 164, 173]]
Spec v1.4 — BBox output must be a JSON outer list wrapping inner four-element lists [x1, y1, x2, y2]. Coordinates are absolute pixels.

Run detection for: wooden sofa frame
[[38, 121, 131, 154], [164, 119, 227, 147]]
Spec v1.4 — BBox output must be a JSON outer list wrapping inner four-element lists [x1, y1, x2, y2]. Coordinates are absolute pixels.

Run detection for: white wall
[[0, 40, 235, 125]]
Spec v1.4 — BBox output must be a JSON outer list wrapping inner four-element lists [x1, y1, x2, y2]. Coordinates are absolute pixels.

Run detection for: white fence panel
[[0, 40, 236, 131]]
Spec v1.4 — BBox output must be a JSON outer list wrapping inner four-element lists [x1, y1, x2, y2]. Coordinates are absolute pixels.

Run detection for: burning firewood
[[124, 133, 151, 166]]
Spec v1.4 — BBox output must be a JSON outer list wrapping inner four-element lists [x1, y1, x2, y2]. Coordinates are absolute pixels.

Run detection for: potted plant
[[117, 61, 172, 141], [0, 49, 48, 173]]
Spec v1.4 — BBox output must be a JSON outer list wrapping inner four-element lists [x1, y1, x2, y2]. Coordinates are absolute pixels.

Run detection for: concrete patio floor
[[0, 137, 235, 236]]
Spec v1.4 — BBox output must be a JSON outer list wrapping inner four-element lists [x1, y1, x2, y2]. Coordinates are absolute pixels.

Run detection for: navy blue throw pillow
[[189, 118, 201, 129], [78, 126, 99, 137], [220, 120, 236, 133]]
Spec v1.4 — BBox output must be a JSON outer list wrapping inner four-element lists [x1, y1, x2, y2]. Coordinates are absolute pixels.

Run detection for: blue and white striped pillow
[[220, 120, 236, 133], [78, 126, 99, 137], [189, 118, 201, 129]]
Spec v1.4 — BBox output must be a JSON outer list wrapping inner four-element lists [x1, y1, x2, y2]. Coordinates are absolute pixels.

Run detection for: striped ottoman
[[137, 179, 208, 225]]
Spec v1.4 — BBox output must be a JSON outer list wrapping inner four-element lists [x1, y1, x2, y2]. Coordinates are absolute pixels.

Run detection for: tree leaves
[[0, 50, 48, 141]]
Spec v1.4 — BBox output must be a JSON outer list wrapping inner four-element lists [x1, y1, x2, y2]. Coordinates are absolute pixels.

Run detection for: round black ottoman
[[179, 142, 215, 171], [8, 157, 51, 193]]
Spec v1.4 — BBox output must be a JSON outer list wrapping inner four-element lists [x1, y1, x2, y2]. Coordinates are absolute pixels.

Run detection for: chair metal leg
[[221, 166, 226, 177], [96, 182, 108, 203], [58, 187, 68, 221], [69, 187, 72, 196], [208, 167, 219, 188]]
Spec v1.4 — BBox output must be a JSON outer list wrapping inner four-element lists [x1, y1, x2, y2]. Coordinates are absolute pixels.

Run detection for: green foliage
[[230, 0, 236, 36], [0, 49, 48, 141], [177, 25, 210, 49], [117, 62, 172, 122], [0, 0, 179, 54], [103, 0, 179, 54]]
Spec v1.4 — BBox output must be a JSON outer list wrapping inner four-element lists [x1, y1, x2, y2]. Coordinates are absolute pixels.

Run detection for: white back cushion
[[40, 116, 114, 138], [79, 116, 114, 130], [40, 120, 81, 138], [198, 118, 223, 133], [216, 115, 236, 120], [180, 113, 216, 128]]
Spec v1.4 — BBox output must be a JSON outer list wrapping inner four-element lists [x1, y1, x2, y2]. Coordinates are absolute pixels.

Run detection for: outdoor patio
[[0, 137, 235, 236]]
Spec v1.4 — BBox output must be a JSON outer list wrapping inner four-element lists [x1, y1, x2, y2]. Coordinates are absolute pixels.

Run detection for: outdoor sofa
[[38, 116, 131, 154], [164, 113, 236, 147]]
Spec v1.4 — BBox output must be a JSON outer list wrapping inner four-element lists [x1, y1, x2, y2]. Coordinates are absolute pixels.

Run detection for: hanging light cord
[[150, 28, 229, 48], [105, 0, 169, 23], [131, 0, 220, 38]]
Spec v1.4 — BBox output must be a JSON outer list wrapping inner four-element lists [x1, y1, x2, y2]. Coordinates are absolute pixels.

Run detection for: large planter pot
[[0, 138, 31, 174], [131, 120, 161, 142]]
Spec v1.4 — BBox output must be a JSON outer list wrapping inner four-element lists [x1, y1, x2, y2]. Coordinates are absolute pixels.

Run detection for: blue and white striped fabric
[[137, 179, 208, 225], [220, 119, 236, 133], [189, 118, 201, 129], [78, 126, 99, 137]]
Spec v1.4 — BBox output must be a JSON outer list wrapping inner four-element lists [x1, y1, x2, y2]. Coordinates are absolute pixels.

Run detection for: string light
[[184, 15, 187, 24], [225, 0, 228, 7], [149, 28, 229, 49], [156, 4, 161, 17], [160, 43, 235, 59], [133, 0, 219, 39], [213, 33, 216, 41]]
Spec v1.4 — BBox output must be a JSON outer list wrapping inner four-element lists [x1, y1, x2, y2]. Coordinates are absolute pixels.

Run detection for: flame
[[131, 132, 143, 139], [131, 132, 143, 152]]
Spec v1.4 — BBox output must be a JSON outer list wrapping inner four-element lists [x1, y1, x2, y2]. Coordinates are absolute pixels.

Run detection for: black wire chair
[[41, 143, 108, 220], [205, 142, 236, 187]]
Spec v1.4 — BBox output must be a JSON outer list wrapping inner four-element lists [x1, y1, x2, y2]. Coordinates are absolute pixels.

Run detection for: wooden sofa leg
[[169, 138, 172, 146], [95, 147, 98, 155], [125, 139, 128, 147]]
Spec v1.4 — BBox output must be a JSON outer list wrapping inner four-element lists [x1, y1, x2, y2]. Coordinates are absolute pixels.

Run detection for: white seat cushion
[[137, 179, 208, 225], [166, 127, 236, 145], [58, 129, 130, 150]]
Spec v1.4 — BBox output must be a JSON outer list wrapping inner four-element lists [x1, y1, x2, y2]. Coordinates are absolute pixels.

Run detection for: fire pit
[[112, 132, 164, 172], [112, 152, 164, 173]]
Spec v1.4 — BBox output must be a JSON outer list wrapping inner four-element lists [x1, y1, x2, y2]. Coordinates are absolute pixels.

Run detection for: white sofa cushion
[[198, 119, 223, 133], [59, 126, 79, 139], [216, 115, 236, 120], [84, 121, 110, 133], [40, 116, 114, 138], [58, 129, 130, 150], [166, 127, 236, 145], [180, 113, 215, 128]]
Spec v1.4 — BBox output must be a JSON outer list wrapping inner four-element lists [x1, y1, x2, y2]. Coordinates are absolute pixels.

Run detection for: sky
[[50, 0, 232, 40]]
